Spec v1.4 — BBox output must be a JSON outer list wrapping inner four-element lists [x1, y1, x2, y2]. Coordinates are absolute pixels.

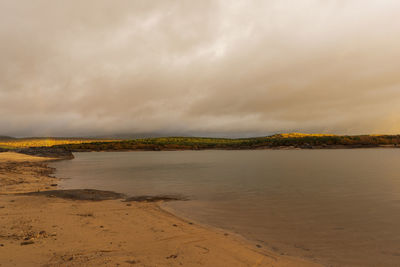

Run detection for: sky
[[1, 0, 400, 137]]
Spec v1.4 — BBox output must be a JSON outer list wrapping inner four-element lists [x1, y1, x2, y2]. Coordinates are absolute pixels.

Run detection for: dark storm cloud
[[1, 0, 400, 137]]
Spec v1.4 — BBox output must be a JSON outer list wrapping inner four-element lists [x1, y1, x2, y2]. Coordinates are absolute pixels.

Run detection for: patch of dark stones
[[124, 195, 188, 202], [21, 189, 187, 202], [22, 189, 125, 201]]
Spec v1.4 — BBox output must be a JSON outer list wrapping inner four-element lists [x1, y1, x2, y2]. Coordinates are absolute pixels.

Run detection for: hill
[[1, 133, 399, 153], [53, 134, 400, 151]]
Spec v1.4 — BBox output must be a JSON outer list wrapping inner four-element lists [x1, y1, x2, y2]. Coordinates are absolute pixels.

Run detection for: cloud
[[1, 0, 400, 137]]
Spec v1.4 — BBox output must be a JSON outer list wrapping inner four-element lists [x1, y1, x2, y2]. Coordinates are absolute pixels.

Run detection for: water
[[50, 150, 400, 266]]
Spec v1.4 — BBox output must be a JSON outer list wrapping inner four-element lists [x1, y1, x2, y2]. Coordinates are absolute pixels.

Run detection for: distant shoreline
[[7, 143, 400, 160], [65, 144, 400, 151], [1, 134, 400, 160]]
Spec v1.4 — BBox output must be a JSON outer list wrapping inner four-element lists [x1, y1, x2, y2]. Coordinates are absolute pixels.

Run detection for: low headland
[[1, 133, 399, 157]]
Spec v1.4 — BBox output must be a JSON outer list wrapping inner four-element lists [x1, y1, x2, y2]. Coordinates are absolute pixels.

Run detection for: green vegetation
[[51, 134, 400, 151], [2, 133, 399, 152]]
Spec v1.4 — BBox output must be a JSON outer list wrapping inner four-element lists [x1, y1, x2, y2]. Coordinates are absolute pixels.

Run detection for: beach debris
[[172, 224, 178, 227], [0, 206, 5, 208], [39, 230, 47, 237], [60, 255, 74, 261], [50, 184, 58, 187], [76, 212, 94, 217], [20, 240, 35, 246], [256, 244, 262, 248], [166, 254, 178, 259], [20, 230, 48, 242], [0, 244, 4, 247]]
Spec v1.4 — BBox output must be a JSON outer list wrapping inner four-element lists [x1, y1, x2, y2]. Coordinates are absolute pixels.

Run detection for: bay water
[[50, 150, 400, 266]]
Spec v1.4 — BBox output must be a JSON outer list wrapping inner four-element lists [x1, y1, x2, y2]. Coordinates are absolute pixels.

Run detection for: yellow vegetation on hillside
[[272, 133, 336, 138], [0, 139, 117, 149]]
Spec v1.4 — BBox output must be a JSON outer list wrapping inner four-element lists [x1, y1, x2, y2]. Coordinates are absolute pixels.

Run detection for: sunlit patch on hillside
[[0, 139, 118, 149], [271, 133, 336, 138]]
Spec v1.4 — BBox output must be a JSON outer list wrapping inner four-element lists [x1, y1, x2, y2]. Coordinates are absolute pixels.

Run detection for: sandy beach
[[0, 152, 319, 267]]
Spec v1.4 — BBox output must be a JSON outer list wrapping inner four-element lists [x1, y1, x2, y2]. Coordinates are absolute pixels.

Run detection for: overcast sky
[[1, 0, 400, 137]]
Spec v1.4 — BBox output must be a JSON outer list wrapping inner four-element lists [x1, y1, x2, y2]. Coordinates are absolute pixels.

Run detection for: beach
[[0, 152, 318, 267]]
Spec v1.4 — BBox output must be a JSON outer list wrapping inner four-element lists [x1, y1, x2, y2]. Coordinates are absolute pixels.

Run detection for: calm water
[[50, 150, 400, 266]]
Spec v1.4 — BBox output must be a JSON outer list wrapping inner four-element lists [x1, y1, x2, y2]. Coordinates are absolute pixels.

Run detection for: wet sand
[[0, 152, 318, 266]]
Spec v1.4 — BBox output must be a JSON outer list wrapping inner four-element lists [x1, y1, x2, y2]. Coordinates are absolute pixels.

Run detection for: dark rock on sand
[[166, 254, 178, 259], [124, 195, 188, 202], [22, 190, 187, 203], [20, 240, 35, 246], [22, 189, 125, 201]]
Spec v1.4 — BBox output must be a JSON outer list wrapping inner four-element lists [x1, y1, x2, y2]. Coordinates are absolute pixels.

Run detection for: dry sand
[[0, 152, 320, 267]]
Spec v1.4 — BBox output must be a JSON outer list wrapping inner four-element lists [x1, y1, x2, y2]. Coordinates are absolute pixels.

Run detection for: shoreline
[[53, 144, 400, 153], [7, 144, 400, 159], [0, 152, 319, 266]]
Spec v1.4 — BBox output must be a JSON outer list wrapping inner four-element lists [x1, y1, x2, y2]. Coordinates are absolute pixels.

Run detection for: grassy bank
[[2, 134, 399, 152], [51, 133, 400, 151]]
